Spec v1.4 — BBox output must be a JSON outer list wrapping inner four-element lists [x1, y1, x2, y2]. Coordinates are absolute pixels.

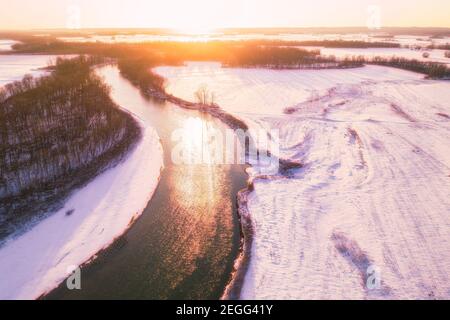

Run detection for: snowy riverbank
[[0, 119, 163, 299]]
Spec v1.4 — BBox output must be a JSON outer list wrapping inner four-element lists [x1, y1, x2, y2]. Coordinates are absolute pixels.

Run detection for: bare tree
[[195, 84, 215, 106]]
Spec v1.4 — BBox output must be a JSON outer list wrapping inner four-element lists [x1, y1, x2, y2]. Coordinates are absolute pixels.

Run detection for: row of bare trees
[[10, 36, 449, 78], [117, 56, 166, 97], [369, 56, 450, 79], [225, 46, 354, 68]]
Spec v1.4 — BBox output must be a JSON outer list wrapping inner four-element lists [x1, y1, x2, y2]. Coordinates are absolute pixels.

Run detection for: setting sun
[[172, 26, 215, 36]]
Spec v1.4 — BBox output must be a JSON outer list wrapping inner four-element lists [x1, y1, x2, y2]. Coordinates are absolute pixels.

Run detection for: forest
[[275, 40, 400, 48], [0, 56, 141, 240], [224, 46, 364, 68]]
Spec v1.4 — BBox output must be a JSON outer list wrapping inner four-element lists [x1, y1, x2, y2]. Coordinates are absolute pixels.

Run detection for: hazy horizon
[[2, 26, 450, 32], [0, 0, 449, 32]]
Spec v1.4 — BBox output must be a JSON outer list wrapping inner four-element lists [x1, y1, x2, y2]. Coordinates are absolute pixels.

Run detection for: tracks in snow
[[241, 78, 450, 299]]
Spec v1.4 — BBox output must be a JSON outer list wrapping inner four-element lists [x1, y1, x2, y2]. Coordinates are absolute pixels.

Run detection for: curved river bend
[[47, 66, 248, 299]]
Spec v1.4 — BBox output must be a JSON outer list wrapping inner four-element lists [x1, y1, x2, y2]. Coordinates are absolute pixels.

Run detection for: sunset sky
[[0, 0, 449, 30]]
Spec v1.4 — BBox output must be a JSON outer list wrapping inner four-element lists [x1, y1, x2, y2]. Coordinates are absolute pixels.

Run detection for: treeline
[[9, 37, 236, 59], [8, 37, 397, 61], [368, 56, 450, 79], [271, 40, 400, 48], [0, 56, 141, 239], [225, 46, 364, 68], [427, 44, 450, 50], [117, 56, 166, 98]]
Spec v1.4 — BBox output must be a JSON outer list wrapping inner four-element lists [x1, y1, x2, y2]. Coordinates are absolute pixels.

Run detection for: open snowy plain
[[156, 63, 450, 299]]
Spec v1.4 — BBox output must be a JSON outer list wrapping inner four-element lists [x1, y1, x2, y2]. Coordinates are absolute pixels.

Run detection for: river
[[45, 65, 248, 299]]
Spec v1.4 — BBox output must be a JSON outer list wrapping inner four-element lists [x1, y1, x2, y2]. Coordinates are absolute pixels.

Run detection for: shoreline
[[220, 187, 254, 300], [142, 71, 258, 300], [167, 98, 255, 300], [141, 67, 305, 299]]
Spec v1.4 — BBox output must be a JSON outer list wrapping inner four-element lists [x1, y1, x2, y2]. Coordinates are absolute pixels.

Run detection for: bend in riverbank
[[0, 107, 164, 300]]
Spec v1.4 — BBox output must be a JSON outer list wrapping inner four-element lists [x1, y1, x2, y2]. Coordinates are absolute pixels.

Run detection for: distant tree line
[[427, 44, 450, 50], [0, 56, 141, 239], [271, 40, 400, 48], [225, 46, 364, 69], [117, 56, 166, 98], [368, 56, 450, 79]]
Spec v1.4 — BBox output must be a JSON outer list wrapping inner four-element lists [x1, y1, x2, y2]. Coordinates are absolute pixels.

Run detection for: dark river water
[[46, 66, 248, 299]]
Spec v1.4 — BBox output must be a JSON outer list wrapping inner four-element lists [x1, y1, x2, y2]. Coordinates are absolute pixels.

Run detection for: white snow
[[155, 63, 423, 116], [0, 55, 79, 87], [0, 55, 54, 86], [156, 62, 450, 299], [0, 40, 19, 52], [0, 64, 164, 299]]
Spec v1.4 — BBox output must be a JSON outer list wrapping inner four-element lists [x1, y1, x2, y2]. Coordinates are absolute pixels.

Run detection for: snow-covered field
[[156, 63, 450, 299], [0, 55, 54, 86], [156, 62, 425, 116], [0, 40, 18, 52], [0, 62, 164, 299]]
